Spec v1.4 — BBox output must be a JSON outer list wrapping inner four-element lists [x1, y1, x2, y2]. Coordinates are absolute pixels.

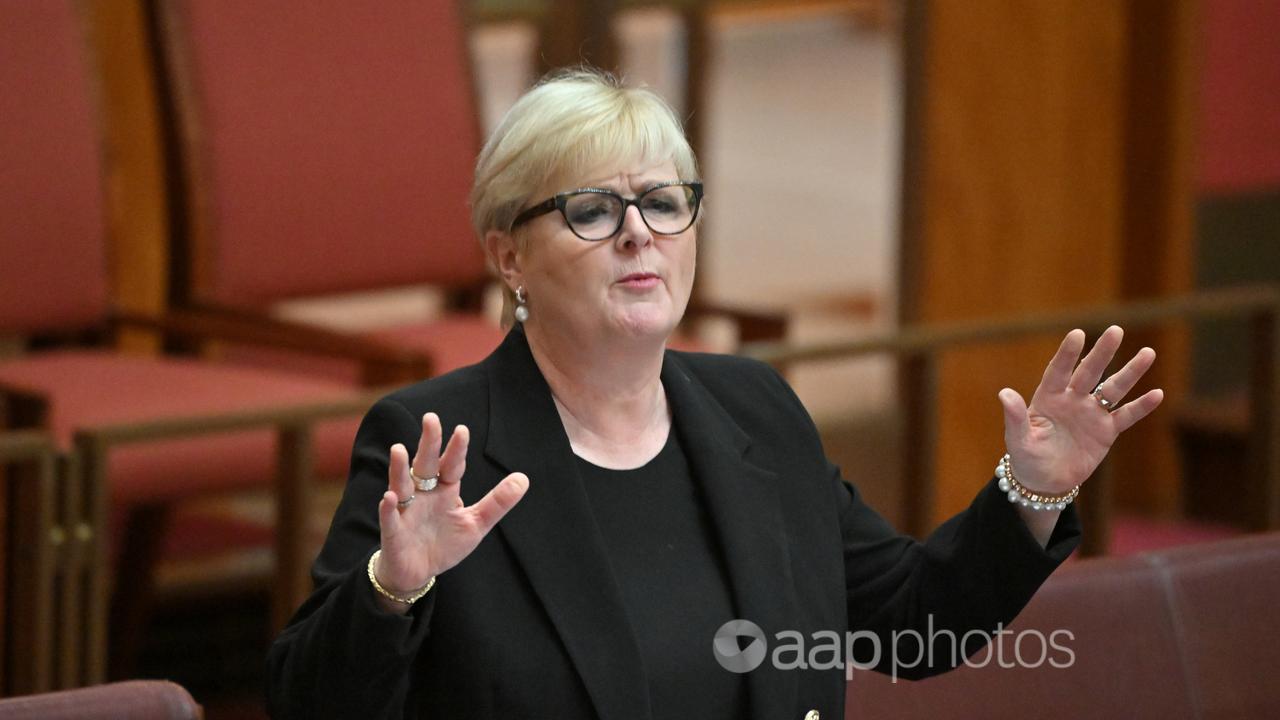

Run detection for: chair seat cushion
[[0, 350, 361, 506], [368, 316, 714, 372], [225, 314, 713, 385], [365, 314, 506, 376]]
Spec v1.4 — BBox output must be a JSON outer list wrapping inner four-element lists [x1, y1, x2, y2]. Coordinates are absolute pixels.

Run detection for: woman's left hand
[[998, 325, 1164, 494]]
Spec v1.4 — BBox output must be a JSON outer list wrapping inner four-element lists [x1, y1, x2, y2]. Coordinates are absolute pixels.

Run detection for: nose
[[613, 203, 653, 252]]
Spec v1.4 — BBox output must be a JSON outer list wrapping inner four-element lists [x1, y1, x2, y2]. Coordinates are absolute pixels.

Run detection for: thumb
[[471, 472, 530, 532], [998, 388, 1030, 446]]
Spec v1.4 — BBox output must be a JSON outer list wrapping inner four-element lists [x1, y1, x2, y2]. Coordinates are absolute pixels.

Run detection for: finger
[[1039, 329, 1086, 394], [999, 388, 1031, 445], [438, 425, 470, 485], [1069, 325, 1124, 394], [410, 413, 443, 481], [378, 491, 404, 539], [388, 443, 415, 508], [1096, 347, 1156, 403], [1111, 388, 1164, 434], [470, 472, 530, 532]]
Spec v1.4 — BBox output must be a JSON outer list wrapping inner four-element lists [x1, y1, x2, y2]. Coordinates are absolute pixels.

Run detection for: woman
[[266, 70, 1162, 720]]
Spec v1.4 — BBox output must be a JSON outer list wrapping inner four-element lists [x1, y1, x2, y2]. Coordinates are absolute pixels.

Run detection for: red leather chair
[[845, 532, 1280, 719], [154, 0, 784, 386], [154, 0, 498, 383], [0, 0, 365, 687], [0, 680, 202, 720]]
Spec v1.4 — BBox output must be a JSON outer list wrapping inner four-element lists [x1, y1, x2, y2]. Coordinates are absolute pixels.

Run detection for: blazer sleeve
[[765, 366, 1081, 681], [266, 396, 437, 719], [835, 465, 1080, 680]]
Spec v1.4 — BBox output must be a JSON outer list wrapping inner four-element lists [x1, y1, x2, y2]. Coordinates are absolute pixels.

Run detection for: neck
[[523, 321, 668, 455]]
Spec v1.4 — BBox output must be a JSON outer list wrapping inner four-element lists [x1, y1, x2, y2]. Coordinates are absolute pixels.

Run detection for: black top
[[576, 428, 748, 720]]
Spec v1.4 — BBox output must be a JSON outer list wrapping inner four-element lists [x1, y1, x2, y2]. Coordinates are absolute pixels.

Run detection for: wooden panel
[[903, 0, 1129, 525], [538, 0, 620, 72], [1113, 0, 1196, 518], [901, 0, 1198, 529]]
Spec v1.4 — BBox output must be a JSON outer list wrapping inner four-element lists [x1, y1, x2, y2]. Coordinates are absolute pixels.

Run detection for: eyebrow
[[571, 179, 675, 196]]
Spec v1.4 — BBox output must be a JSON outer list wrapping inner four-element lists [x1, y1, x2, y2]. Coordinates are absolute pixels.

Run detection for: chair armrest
[[111, 304, 433, 385], [683, 300, 790, 344], [0, 680, 203, 720], [72, 388, 387, 635]]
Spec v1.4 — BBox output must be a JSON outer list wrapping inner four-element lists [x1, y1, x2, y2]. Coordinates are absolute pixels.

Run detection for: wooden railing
[[743, 285, 1280, 556]]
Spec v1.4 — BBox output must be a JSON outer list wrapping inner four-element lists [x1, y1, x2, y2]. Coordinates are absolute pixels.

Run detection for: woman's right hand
[[372, 412, 529, 613]]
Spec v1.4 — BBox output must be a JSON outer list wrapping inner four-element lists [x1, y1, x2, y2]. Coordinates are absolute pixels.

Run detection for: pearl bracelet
[[996, 454, 1079, 511], [367, 549, 436, 605]]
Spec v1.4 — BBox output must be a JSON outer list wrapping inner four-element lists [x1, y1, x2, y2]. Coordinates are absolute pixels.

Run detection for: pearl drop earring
[[514, 285, 529, 323]]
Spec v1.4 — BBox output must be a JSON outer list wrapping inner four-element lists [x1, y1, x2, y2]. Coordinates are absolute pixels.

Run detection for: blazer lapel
[[662, 354, 800, 720], [481, 328, 652, 720]]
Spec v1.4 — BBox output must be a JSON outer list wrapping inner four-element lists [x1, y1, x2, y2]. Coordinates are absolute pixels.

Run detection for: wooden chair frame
[[0, 386, 386, 691], [0, 431, 61, 696]]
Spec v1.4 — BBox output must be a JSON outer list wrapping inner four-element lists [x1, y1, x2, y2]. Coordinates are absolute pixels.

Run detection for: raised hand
[[998, 326, 1164, 495], [372, 412, 529, 610]]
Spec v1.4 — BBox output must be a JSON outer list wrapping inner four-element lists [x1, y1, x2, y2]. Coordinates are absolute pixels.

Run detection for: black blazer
[[267, 327, 1079, 720]]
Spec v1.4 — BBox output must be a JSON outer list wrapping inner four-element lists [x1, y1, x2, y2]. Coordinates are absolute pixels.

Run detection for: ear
[[484, 229, 523, 290]]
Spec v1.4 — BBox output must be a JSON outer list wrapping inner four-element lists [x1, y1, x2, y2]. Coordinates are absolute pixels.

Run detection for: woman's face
[[512, 158, 697, 347]]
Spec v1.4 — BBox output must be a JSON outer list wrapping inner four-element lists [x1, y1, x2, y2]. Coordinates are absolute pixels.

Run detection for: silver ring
[[410, 470, 439, 493], [1091, 383, 1116, 412], [396, 494, 416, 509]]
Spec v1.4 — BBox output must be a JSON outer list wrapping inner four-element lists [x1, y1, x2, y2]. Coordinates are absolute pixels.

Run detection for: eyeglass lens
[[563, 184, 697, 240]]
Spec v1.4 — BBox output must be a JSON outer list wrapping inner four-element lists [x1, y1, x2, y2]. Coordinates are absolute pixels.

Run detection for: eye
[[641, 188, 687, 216], [565, 194, 619, 225]]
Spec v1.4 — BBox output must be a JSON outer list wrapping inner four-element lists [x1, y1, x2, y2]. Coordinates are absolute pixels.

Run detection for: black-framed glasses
[[510, 181, 704, 241]]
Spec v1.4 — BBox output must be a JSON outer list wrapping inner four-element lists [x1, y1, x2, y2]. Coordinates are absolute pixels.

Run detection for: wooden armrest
[[71, 388, 387, 635], [111, 305, 433, 385], [683, 300, 790, 343], [0, 429, 57, 462]]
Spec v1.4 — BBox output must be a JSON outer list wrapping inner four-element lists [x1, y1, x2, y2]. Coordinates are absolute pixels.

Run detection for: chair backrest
[[0, 680, 202, 720], [845, 532, 1280, 720], [0, 1, 109, 335], [158, 0, 486, 307]]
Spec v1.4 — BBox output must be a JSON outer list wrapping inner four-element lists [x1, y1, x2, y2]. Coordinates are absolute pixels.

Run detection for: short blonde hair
[[470, 68, 700, 324]]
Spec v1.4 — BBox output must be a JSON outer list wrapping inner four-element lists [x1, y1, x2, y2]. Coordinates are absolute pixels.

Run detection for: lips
[[616, 272, 662, 291], [618, 272, 660, 283]]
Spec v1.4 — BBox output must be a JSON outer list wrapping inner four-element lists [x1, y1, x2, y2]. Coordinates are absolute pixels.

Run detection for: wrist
[[996, 454, 1079, 511], [367, 549, 436, 606]]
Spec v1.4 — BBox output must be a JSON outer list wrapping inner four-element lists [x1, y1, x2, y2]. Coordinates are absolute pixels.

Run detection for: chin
[[612, 306, 677, 342]]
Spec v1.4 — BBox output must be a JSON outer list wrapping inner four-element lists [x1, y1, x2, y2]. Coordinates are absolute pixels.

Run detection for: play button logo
[[713, 619, 767, 673]]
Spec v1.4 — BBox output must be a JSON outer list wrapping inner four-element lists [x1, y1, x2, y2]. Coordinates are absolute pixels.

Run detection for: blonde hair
[[470, 68, 700, 324]]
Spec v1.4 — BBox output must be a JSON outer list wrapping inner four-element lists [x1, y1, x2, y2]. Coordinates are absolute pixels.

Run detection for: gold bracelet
[[996, 454, 1079, 511], [367, 549, 436, 604]]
